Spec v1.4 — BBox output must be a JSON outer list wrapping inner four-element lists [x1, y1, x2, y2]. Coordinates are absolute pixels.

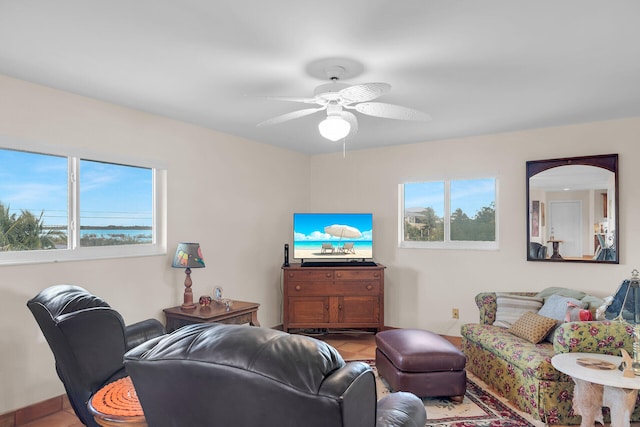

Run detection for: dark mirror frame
[[526, 153, 619, 264]]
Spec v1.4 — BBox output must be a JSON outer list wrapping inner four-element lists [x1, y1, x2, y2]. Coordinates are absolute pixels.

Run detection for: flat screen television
[[293, 213, 373, 264]]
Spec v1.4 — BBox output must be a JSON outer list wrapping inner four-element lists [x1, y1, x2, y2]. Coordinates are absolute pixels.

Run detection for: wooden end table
[[163, 300, 260, 333], [547, 239, 564, 259], [552, 352, 640, 427]]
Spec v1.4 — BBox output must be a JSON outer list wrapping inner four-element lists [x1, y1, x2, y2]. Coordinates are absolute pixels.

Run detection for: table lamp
[[172, 243, 205, 310], [605, 269, 640, 375]]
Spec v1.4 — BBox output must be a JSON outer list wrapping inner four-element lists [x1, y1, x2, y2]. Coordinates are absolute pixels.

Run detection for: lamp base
[[181, 267, 197, 310], [633, 325, 640, 375]]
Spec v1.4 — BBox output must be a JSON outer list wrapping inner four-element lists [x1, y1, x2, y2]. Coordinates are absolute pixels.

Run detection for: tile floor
[[19, 409, 83, 427]]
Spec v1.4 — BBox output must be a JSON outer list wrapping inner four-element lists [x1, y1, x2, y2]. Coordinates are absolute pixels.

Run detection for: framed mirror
[[526, 154, 618, 263]]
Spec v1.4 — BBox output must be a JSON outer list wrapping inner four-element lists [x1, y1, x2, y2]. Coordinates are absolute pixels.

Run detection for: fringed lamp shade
[[172, 243, 205, 309], [605, 269, 640, 374]]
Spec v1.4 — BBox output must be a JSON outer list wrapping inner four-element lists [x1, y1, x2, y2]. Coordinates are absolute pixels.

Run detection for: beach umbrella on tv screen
[[324, 224, 362, 239]]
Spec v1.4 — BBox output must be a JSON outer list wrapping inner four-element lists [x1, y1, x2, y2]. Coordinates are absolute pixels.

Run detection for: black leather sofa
[[27, 285, 165, 427], [125, 323, 426, 427]]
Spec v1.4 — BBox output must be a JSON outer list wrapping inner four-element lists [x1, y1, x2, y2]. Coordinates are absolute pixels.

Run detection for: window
[[0, 142, 166, 264], [79, 160, 153, 247], [399, 178, 497, 249]]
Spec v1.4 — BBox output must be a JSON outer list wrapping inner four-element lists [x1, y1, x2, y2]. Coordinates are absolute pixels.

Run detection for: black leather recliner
[[125, 323, 427, 427], [529, 242, 548, 259], [27, 284, 165, 427]]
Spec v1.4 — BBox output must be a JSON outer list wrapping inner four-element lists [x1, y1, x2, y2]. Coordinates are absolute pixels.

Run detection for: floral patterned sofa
[[460, 290, 636, 425]]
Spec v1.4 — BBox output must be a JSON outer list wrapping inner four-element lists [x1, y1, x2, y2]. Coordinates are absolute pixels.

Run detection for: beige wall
[[309, 119, 640, 335], [2, 71, 640, 415], [0, 74, 309, 413]]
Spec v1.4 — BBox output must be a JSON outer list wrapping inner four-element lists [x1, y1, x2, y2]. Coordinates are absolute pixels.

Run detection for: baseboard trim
[[0, 394, 69, 427]]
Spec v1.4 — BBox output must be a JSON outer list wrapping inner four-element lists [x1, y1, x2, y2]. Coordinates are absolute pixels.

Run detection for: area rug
[[369, 363, 545, 427]]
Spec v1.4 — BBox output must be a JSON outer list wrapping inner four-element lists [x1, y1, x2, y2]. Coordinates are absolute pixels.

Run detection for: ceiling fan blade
[[339, 83, 391, 103], [264, 96, 318, 104], [353, 102, 431, 121], [257, 107, 325, 127], [339, 111, 358, 135]]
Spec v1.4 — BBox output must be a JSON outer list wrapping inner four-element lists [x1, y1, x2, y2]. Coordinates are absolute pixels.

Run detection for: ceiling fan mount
[[306, 58, 364, 81]]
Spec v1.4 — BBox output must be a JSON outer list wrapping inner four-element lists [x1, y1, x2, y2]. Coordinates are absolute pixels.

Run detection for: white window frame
[[0, 136, 167, 265], [398, 178, 499, 250]]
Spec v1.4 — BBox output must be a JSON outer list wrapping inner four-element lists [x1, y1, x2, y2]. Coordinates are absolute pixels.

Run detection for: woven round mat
[[91, 377, 144, 417]]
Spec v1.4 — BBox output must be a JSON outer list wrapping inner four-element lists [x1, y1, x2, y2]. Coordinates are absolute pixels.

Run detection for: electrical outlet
[[452, 308, 459, 319]]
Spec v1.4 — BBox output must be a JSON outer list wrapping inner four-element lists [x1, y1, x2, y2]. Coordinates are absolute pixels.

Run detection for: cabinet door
[[339, 296, 380, 324], [288, 296, 329, 325]]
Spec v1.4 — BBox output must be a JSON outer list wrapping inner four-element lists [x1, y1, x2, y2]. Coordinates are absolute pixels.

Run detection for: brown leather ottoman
[[375, 329, 466, 401]]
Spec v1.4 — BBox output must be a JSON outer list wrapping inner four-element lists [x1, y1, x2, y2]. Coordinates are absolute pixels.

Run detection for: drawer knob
[[373, 272, 379, 278], [367, 285, 373, 290], [295, 285, 301, 291], [327, 273, 333, 278]]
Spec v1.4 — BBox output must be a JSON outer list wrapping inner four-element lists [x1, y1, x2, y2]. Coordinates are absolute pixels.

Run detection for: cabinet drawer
[[332, 282, 380, 294], [287, 281, 380, 296], [285, 270, 334, 281], [287, 282, 332, 296], [334, 269, 382, 280]]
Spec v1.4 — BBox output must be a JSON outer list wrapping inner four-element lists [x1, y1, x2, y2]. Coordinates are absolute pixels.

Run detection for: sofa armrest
[[553, 320, 633, 355], [125, 318, 165, 351], [319, 361, 377, 427], [377, 392, 427, 427], [475, 293, 498, 325]]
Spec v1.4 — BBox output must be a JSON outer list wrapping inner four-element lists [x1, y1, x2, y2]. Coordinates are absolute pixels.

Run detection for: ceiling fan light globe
[[318, 116, 351, 141]]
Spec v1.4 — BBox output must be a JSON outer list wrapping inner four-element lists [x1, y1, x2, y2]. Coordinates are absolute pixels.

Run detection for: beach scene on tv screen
[[294, 213, 373, 259]]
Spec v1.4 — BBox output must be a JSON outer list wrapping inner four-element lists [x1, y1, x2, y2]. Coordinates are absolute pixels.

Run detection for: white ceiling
[[1, 1, 639, 154], [529, 165, 613, 192]]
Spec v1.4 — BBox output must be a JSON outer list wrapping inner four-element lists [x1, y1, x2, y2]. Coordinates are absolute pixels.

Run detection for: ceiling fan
[[257, 67, 430, 141]]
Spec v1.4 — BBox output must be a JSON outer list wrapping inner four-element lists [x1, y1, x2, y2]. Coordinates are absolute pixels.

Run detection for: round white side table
[[552, 352, 640, 427]]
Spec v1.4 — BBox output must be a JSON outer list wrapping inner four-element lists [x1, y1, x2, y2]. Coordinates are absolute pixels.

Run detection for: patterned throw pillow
[[508, 311, 558, 344], [494, 293, 544, 328]]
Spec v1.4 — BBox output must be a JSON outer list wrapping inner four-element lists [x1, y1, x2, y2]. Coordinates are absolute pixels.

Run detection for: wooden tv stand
[[282, 263, 385, 333]]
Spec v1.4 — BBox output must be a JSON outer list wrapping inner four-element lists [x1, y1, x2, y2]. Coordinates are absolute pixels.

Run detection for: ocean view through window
[[79, 160, 152, 246], [400, 178, 498, 250], [0, 143, 166, 264]]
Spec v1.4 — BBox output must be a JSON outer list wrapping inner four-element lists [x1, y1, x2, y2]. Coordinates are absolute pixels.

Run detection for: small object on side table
[[620, 349, 635, 378]]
